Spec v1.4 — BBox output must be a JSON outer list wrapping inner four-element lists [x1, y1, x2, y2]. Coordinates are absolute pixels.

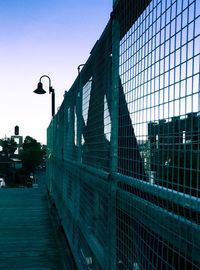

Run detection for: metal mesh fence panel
[[116, 0, 200, 269], [47, 0, 200, 269], [118, 0, 200, 196], [81, 25, 112, 172]]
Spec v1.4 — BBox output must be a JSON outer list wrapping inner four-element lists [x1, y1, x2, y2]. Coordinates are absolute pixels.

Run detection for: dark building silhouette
[[148, 113, 200, 196]]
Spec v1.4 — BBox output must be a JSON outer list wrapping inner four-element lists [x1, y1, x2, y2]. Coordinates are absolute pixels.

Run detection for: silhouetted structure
[[148, 113, 200, 196]]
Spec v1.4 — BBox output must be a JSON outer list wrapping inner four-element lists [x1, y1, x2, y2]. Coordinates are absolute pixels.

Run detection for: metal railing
[[47, 0, 200, 269]]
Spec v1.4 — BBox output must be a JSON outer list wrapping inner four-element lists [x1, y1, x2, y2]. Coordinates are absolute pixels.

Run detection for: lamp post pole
[[51, 90, 55, 117], [34, 75, 55, 117]]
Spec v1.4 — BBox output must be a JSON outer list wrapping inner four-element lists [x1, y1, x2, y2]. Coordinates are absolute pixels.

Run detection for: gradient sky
[[0, 0, 112, 144]]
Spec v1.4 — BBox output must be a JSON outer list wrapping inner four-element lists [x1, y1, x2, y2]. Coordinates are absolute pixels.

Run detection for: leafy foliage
[[20, 136, 46, 173], [0, 138, 17, 156]]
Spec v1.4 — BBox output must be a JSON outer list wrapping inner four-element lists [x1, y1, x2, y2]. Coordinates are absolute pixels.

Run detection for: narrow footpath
[[0, 187, 75, 269]]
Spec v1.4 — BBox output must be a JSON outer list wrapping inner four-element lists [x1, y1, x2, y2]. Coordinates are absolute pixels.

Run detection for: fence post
[[73, 70, 83, 261], [109, 7, 120, 270], [77, 68, 83, 163]]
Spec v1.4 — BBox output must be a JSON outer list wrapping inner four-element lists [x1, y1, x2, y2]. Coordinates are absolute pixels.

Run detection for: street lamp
[[77, 64, 84, 74], [34, 75, 55, 117]]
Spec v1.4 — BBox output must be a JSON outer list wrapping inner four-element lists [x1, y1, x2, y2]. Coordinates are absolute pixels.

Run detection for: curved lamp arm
[[77, 64, 84, 74], [34, 74, 55, 117], [39, 75, 53, 94]]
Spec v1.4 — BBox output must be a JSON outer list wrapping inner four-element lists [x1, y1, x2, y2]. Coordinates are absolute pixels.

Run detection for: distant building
[[148, 113, 200, 196], [11, 135, 23, 156], [0, 155, 15, 185]]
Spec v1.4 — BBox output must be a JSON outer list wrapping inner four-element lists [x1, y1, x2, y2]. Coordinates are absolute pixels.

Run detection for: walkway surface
[[0, 187, 75, 269]]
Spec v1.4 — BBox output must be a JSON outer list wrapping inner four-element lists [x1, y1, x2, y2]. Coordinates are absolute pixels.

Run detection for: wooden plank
[[0, 188, 65, 269]]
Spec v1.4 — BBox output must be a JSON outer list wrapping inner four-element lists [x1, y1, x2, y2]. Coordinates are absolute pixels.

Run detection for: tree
[[0, 138, 17, 156], [20, 136, 46, 173]]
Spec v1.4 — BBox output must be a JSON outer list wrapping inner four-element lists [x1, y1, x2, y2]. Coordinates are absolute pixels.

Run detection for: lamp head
[[33, 82, 46, 94]]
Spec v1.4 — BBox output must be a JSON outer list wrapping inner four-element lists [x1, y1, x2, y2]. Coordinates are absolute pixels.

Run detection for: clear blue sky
[[0, 0, 112, 144]]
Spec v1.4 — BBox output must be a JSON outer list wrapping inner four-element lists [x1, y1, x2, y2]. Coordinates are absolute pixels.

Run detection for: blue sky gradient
[[0, 0, 112, 143]]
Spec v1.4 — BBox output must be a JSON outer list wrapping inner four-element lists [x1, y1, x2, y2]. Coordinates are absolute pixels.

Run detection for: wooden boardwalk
[[0, 187, 74, 270]]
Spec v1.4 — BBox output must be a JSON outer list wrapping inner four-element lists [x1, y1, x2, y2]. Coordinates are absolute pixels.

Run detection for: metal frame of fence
[[47, 0, 200, 269]]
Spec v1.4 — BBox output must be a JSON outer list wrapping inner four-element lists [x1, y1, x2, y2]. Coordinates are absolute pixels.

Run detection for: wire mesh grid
[[119, 0, 200, 195], [116, 0, 200, 269], [81, 33, 112, 171], [79, 175, 110, 247], [46, 0, 200, 269]]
